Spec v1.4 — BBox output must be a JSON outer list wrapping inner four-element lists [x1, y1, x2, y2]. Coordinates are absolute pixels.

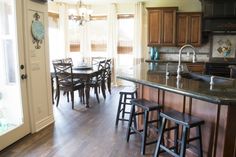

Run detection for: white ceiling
[[52, 0, 150, 4]]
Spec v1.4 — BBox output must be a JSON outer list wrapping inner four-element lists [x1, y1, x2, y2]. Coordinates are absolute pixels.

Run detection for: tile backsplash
[[147, 42, 210, 62]]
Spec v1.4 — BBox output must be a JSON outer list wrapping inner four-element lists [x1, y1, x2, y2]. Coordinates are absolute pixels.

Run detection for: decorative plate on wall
[[31, 12, 44, 49], [31, 20, 45, 41]]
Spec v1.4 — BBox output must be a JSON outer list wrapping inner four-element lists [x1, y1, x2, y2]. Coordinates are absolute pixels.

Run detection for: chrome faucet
[[177, 44, 196, 79]]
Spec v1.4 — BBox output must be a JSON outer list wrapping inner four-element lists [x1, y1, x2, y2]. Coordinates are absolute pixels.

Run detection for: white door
[[0, 0, 30, 150]]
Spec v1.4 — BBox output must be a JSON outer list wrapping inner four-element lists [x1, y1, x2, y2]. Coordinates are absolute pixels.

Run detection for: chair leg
[[107, 76, 111, 94], [82, 88, 85, 104], [71, 91, 74, 109], [154, 117, 167, 157], [174, 124, 179, 154], [197, 125, 203, 157], [122, 94, 127, 118], [115, 93, 123, 126], [56, 90, 60, 107], [126, 104, 135, 142], [180, 126, 188, 157], [101, 82, 106, 99], [141, 110, 149, 155], [78, 90, 82, 103], [67, 92, 69, 102], [95, 86, 100, 103]]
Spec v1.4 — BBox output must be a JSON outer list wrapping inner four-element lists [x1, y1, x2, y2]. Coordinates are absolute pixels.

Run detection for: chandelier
[[68, 0, 93, 26]]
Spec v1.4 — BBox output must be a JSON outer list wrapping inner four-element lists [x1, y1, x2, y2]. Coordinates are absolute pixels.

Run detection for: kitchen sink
[[181, 72, 235, 86]]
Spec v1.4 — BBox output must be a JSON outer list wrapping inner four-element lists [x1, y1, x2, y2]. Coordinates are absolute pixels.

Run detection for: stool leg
[[174, 124, 179, 154], [197, 125, 203, 157], [122, 94, 127, 118], [115, 93, 123, 126], [154, 117, 167, 157], [141, 110, 149, 155], [131, 93, 137, 129], [126, 104, 135, 142], [180, 126, 188, 157]]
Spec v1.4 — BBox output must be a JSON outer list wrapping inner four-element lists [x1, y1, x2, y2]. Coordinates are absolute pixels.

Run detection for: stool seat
[[160, 110, 204, 128], [119, 86, 137, 94], [132, 99, 162, 111]]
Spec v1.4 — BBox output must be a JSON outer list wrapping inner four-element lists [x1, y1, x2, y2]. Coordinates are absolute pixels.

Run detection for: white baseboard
[[35, 114, 54, 132]]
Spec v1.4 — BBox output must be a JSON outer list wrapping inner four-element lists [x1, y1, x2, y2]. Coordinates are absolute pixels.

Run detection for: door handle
[[21, 74, 27, 80]]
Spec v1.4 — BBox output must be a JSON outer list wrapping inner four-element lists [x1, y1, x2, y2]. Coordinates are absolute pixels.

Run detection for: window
[[117, 14, 134, 68], [68, 18, 81, 52], [0, 1, 17, 84], [48, 12, 65, 70], [117, 14, 134, 54], [88, 16, 107, 55]]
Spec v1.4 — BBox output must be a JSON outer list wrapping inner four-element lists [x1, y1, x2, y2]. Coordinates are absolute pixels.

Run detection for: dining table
[[51, 64, 100, 108], [73, 65, 100, 108]]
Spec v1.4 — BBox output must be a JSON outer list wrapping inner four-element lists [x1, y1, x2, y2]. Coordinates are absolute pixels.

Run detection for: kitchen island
[[117, 63, 236, 157]]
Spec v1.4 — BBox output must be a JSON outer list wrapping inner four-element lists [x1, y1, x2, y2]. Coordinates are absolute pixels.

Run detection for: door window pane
[[0, 0, 23, 135]]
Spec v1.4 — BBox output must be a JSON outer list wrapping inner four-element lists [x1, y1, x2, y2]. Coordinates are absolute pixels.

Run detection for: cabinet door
[[148, 10, 162, 46], [147, 7, 177, 46], [162, 9, 176, 45], [176, 14, 189, 46], [189, 14, 201, 46], [176, 12, 202, 46]]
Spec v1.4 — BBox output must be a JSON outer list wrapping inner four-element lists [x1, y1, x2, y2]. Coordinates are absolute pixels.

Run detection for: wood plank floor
[[0, 86, 156, 157]]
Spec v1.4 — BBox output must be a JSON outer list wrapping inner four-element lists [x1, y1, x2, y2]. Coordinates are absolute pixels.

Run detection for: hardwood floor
[[0, 86, 156, 157]]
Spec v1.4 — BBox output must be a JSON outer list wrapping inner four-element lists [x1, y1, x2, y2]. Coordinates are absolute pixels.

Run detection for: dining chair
[[98, 60, 106, 99], [53, 62, 84, 109], [87, 68, 105, 103], [104, 59, 112, 94], [51, 59, 63, 104]]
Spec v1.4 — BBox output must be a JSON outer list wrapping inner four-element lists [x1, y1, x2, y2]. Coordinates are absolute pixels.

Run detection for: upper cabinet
[[147, 7, 178, 46], [201, 0, 236, 31], [176, 12, 202, 47], [202, 0, 236, 17]]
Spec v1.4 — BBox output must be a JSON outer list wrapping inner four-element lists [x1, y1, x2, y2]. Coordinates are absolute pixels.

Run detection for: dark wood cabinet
[[176, 12, 202, 46], [147, 7, 178, 46], [204, 62, 236, 77], [202, 0, 236, 17], [186, 62, 205, 74]]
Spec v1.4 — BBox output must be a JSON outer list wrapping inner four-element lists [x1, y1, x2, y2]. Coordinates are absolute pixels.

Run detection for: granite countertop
[[117, 63, 236, 105]]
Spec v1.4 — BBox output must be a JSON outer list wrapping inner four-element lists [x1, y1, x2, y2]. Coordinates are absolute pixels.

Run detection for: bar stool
[[126, 99, 163, 155], [115, 87, 137, 126], [154, 110, 204, 157]]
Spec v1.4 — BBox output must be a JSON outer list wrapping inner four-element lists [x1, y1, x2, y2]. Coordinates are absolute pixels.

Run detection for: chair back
[[93, 69, 104, 84], [63, 58, 73, 64], [104, 59, 112, 79], [98, 60, 106, 70], [53, 63, 74, 89], [92, 57, 106, 66], [52, 59, 63, 64]]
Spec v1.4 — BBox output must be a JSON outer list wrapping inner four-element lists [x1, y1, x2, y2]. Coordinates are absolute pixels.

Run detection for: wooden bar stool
[[126, 99, 163, 155], [115, 87, 137, 126], [154, 110, 204, 157]]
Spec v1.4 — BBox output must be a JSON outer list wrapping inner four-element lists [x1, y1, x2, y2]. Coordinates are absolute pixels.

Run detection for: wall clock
[[31, 12, 44, 49]]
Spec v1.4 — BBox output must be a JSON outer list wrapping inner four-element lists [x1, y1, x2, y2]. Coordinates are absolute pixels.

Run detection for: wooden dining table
[[51, 65, 101, 108], [72, 65, 100, 108]]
